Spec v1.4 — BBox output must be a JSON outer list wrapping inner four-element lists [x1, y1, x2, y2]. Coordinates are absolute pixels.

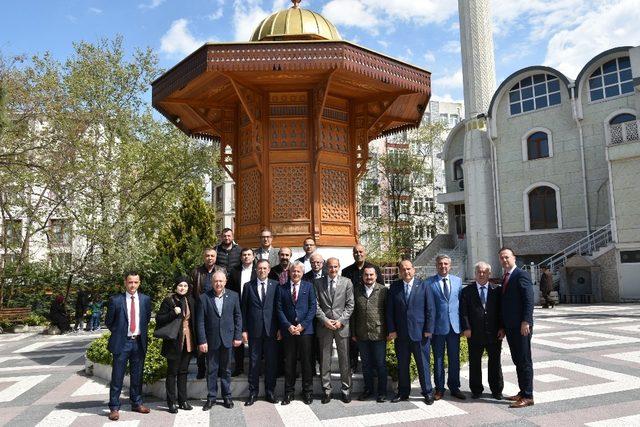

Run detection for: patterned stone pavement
[[0, 304, 639, 426]]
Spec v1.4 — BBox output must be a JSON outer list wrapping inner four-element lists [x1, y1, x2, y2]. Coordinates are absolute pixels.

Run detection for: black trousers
[[233, 344, 245, 372], [166, 347, 192, 404], [467, 339, 503, 395], [505, 327, 534, 399], [283, 334, 313, 395]]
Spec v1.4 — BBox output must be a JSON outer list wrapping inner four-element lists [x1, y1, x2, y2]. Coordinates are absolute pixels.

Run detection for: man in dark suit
[[269, 247, 292, 284], [386, 260, 436, 405], [427, 254, 465, 401], [341, 244, 383, 373], [241, 259, 280, 405], [296, 237, 316, 273], [105, 271, 152, 421], [460, 261, 504, 399], [197, 271, 243, 411], [254, 228, 279, 267], [276, 261, 317, 405], [499, 247, 535, 408], [228, 247, 256, 376], [302, 252, 326, 282]]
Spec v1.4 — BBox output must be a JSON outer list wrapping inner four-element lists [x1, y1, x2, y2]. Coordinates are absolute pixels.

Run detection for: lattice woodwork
[[270, 92, 307, 104], [271, 165, 310, 220], [320, 121, 349, 153], [270, 118, 308, 149], [322, 107, 348, 122], [239, 168, 261, 224], [270, 105, 308, 116], [320, 168, 351, 222]]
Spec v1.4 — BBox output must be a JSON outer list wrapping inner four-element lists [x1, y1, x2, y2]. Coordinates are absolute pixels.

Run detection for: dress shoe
[[376, 396, 387, 403], [303, 394, 313, 405], [492, 393, 503, 400], [471, 392, 482, 399], [178, 401, 193, 410], [434, 391, 444, 401], [231, 368, 244, 377], [281, 394, 293, 405], [424, 393, 434, 405], [132, 405, 150, 414], [358, 391, 372, 401], [167, 402, 178, 414], [450, 390, 466, 400], [321, 394, 331, 404], [391, 394, 408, 403], [341, 394, 351, 404], [245, 395, 257, 406], [265, 394, 279, 404], [510, 397, 534, 408], [202, 400, 215, 411], [223, 398, 234, 409], [505, 393, 521, 401], [108, 410, 119, 421]]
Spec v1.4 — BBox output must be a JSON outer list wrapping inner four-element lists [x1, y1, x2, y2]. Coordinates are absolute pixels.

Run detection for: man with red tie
[[105, 271, 152, 421], [498, 247, 535, 408]]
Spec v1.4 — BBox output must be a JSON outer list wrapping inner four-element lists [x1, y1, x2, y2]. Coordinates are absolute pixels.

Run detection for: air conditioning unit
[[457, 179, 464, 191]]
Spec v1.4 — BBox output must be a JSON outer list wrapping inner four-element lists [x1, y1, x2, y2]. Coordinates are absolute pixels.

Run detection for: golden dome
[[250, 0, 341, 42]]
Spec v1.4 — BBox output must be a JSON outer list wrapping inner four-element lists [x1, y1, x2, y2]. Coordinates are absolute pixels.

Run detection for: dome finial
[[291, 0, 301, 8]]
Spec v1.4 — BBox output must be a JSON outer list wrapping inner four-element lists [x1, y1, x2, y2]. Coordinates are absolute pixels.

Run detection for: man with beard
[[215, 228, 242, 275]]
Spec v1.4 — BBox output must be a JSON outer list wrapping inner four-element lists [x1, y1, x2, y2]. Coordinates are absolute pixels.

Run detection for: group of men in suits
[[105, 235, 535, 419]]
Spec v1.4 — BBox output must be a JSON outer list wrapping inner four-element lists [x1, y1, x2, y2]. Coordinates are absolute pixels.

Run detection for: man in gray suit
[[314, 257, 355, 404], [254, 228, 279, 268]]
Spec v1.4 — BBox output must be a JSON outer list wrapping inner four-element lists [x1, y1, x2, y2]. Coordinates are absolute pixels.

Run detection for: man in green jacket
[[351, 266, 388, 402]]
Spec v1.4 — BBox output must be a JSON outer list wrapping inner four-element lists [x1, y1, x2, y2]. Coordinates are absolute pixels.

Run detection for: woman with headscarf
[[156, 276, 196, 413], [49, 295, 71, 332]]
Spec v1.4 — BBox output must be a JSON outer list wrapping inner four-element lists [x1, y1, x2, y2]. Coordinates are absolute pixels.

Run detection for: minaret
[[457, 0, 500, 276]]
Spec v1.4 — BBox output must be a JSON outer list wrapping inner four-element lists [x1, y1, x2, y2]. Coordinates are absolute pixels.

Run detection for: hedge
[[386, 337, 469, 382]]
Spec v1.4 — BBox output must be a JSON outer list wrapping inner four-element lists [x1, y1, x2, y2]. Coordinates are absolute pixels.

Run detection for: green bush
[[25, 313, 49, 326], [86, 322, 167, 384]]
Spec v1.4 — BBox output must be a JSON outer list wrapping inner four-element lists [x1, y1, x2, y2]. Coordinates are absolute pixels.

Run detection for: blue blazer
[[276, 280, 316, 336], [427, 274, 462, 335], [386, 279, 435, 342], [241, 278, 279, 338], [501, 267, 534, 329], [105, 292, 152, 354], [196, 289, 243, 349]]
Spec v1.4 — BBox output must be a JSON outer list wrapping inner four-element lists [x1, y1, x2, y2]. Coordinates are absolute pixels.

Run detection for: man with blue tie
[[276, 261, 317, 405], [386, 259, 436, 405], [106, 271, 152, 421], [242, 259, 281, 406], [197, 271, 243, 411], [499, 247, 535, 408], [427, 254, 466, 401]]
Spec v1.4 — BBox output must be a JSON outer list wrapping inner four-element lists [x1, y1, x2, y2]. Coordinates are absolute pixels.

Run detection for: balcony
[[608, 119, 639, 145]]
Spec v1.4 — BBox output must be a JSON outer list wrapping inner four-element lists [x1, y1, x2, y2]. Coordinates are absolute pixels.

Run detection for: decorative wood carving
[[272, 223, 310, 235], [320, 121, 349, 154], [320, 168, 351, 222], [270, 165, 310, 221], [269, 119, 308, 149], [322, 224, 351, 235], [239, 167, 261, 225]]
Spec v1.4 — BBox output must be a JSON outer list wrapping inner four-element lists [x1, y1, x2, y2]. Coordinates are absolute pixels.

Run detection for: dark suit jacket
[[268, 264, 289, 283], [196, 289, 242, 349], [386, 279, 435, 342], [276, 280, 316, 337], [342, 261, 384, 286], [106, 292, 152, 354], [228, 265, 257, 299], [241, 278, 279, 338], [460, 284, 502, 344], [302, 267, 327, 283], [156, 294, 196, 359], [501, 267, 534, 329]]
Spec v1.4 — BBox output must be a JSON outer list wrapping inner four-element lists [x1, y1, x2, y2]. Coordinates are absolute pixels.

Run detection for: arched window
[[527, 131, 549, 160], [528, 186, 558, 230], [589, 56, 633, 101], [453, 159, 463, 180], [609, 113, 636, 125], [509, 73, 561, 115]]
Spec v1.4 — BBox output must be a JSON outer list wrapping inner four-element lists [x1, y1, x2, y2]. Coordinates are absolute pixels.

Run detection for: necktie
[[292, 285, 298, 303], [260, 281, 266, 302], [443, 277, 450, 300], [502, 272, 510, 293], [330, 279, 335, 299], [480, 286, 486, 307], [129, 295, 136, 334], [404, 282, 410, 300]]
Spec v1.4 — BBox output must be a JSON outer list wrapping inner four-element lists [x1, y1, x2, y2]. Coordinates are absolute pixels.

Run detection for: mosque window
[[509, 74, 561, 115], [527, 131, 549, 160], [528, 186, 558, 230], [589, 56, 633, 102], [453, 159, 463, 180], [609, 113, 636, 125]]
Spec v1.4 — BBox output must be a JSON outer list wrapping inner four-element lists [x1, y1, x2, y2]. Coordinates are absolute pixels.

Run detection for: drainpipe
[[485, 114, 503, 248], [570, 83, 591, 234]]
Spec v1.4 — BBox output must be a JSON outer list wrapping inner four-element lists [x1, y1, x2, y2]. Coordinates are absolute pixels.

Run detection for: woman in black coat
[[156, 276, 197, 413]]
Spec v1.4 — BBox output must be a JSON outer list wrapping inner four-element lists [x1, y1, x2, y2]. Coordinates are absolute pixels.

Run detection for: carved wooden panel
[[320, 121, 349, 153], [272, 223, 310, 235], [322, 224, 351, 235], [320, 167, 351, 222], [270, 105, 308, 116], [322, 107, 348, 122], [270, 165, 310, 220], [270, 118, 308, 149], [239, 124, 252, 156], [239, 168, 260, 224], [270, 92, 307, 104]]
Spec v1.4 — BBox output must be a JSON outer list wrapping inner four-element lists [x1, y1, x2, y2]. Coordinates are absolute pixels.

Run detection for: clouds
[[432, 68, 463, 91], [139, 0, 165, 10], [160, 19, 206, 58]]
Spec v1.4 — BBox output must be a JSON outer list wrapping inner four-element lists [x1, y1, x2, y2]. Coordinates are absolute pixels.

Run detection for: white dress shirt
[[364, 284, 374, 298], [404, 278, 415, 297], [291, 281, 300, 297], [240, 265, 253, 297], [257, 279, 267, 302], [126, 291, 140, 337], [302, 256, 312, 273], [476, 282, 489, 306]]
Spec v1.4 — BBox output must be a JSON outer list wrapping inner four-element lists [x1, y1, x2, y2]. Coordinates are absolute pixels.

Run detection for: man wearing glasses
[[255, 228, 279, 268]]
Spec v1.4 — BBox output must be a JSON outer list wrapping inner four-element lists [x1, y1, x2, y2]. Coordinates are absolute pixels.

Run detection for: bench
[[0, 307, 32, 322]]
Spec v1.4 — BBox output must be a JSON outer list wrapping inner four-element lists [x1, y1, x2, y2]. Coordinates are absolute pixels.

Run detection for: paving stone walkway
[[0, 303, 639, 426]]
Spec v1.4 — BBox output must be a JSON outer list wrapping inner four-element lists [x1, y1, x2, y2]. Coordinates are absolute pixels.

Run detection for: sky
[[2, 0, 639, 107]]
